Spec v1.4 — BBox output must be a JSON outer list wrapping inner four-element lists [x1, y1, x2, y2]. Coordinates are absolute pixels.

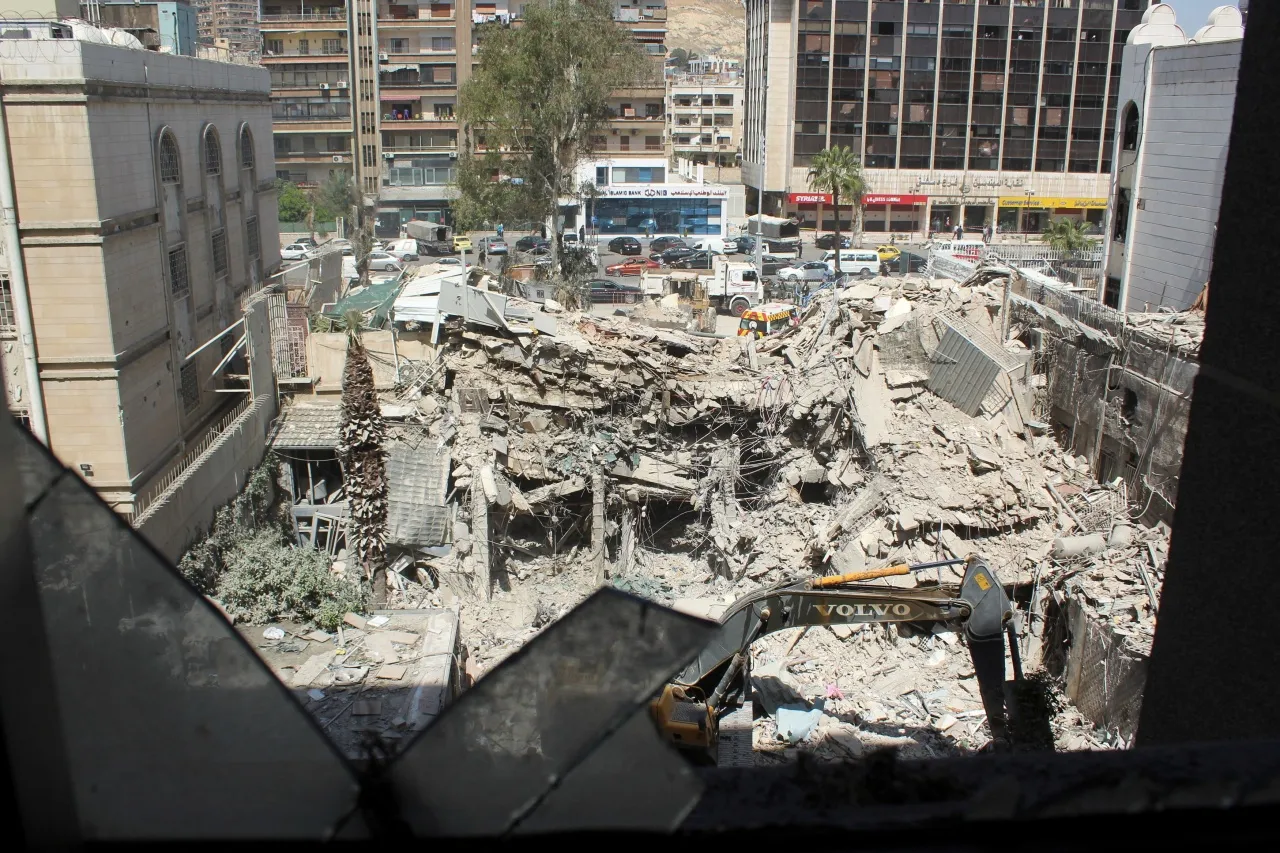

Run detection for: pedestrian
[[944, 215, 951, 230], [497, 222, 504, 239], [953, 223, 963, 240], [579, 224, 585, 243], [644, 222, 651, 239], [983, 223, 992, 244], [479, 247, 487, 267]]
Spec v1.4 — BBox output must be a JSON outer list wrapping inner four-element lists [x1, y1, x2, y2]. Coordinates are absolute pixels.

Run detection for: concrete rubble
[[354, 269, 1170, 758]]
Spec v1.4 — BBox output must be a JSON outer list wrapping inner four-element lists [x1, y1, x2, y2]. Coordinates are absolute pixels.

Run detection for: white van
[[383, 239, 421, 261], [691, 237, 734, 255], [821, 249, 880, 277]]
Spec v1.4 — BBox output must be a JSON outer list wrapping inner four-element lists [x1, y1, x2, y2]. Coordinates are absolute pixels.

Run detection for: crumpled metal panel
[[389, 587, 716, 835], [385, 440, 451, 547], [10, 427, 358, 839]]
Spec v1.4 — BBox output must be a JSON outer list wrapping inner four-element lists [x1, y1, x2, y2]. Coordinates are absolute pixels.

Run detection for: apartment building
[[96, 0, 200, 55], [1102, 4, 1244, 311], [666, 58, 743, 168], [0, 26, 279, 517], [262, 2, 670, 237], [195, 0, 260, 56], [744, 0, 1149, 237]]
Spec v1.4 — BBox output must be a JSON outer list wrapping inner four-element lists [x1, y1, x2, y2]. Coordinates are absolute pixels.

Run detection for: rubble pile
[[377, 270, 1171, 751]]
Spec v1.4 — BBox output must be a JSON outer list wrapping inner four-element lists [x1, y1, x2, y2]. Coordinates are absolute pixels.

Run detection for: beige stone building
[[666, 60, 743, 168], [0, 28, 280, 523]]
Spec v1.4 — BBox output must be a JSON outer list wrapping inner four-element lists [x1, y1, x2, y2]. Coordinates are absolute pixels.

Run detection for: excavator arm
[[651, 556, 1019, 762]]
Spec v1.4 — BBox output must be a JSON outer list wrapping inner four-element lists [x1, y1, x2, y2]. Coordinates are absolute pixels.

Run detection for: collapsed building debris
[[268, 263, 1174, 758]]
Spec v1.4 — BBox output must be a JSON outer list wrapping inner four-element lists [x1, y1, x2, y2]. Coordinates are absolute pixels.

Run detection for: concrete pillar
[[1136, 3, 1280, 745], [471, 486, 491, 602], [592, 472, 606, 586]]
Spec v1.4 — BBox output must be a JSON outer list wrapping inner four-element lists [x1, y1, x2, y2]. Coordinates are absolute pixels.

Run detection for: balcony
[[276, 150, 353, 164], [262, 49, 348, 63], [380, 116, 458, 131], [260, 11, 347, 32]]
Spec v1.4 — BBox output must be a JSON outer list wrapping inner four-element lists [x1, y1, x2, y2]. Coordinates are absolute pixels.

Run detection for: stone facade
[[0, 39, 279, 515]]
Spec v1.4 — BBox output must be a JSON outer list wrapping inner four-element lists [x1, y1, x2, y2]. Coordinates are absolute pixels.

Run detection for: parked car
[[453, 235, 473, 251], [562, 232, 580, 249], [778, 261, 831, 283], [294, 237, 318, 248], [649, 236, 686, 254], [876, 244, 902, 263], [527, 244, 553, 257], [588, 279, 643, 304], [814, 233, 851, 250], [759, 254, 788, 277], [435, 257, 464, 267], [655, 246, 696, 266], [885, 250, 928, 275], [366, 251, 403, 272], [280, 243, 312, 261], [476, 235, 508, 255], [732, 235, 756, 254], [669, 250, 715, 270], [605, 257, 661, 276], [515, 235, 550, 252], [608, 236, 642, 255]]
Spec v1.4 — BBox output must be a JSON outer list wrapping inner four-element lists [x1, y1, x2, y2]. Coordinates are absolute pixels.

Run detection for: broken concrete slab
[[292, 652, 334, 688], [967, 443, 1003, 474]]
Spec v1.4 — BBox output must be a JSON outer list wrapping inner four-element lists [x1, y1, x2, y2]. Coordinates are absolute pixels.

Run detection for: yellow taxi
[[876, 244, 901, 262], [453, 235, 473, 251], [737, 303, 800, 339]]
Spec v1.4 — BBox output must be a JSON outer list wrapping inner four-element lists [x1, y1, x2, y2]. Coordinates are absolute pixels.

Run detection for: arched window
[[204, 126, 222, 176], [159, 131, 180, 184], [1122, 102, 1139, 151], [239, 125, 254, 170]]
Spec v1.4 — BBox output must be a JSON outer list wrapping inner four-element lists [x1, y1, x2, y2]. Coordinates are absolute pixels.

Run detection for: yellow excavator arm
[[650, 556, 1018, 763]]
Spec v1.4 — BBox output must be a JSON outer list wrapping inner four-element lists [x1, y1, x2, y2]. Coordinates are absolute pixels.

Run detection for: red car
[[605, 257, 660, 276]]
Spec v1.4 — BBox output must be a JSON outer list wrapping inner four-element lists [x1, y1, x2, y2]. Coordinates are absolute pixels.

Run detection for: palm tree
[[807, 145, 867, 275], [1041, 218, 1094, 254], [337, 309, 388, 603]]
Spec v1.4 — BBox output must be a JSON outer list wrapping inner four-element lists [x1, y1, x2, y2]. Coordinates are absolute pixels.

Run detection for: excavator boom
[[653, 556, 1018, 762]]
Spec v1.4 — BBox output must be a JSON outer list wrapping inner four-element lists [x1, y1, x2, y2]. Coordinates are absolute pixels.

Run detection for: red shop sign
[[788, 192, 833, 205], [862, 193, 928, 205]]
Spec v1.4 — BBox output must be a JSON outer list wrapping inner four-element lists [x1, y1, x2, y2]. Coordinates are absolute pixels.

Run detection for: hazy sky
[[1162, 1, 1239, 31]]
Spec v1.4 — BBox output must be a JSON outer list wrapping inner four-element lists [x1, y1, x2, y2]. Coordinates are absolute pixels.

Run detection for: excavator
[[650, 555, 1022, 764]]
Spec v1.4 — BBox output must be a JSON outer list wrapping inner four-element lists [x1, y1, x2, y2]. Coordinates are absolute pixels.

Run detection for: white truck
[[639, 258, 763, 316]]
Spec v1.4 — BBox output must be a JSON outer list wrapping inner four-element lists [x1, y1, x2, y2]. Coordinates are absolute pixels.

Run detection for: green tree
[[313, 172, 358, 231], [276, 180, 312, 223], [807, 145, 867, 275], [337, 309, 389, 603], [1041, 218, 1094, 254], [456, 0, 652, 274]]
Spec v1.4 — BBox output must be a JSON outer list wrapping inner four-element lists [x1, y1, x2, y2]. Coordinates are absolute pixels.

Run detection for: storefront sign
[[788, 192, 833, 205], [998, 196, 1107, 209], [598, 185, 730, 198], [862, 193, 928, 205]]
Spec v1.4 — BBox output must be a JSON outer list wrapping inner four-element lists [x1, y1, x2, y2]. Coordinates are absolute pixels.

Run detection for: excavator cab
[[651, 556, 1020, 764]]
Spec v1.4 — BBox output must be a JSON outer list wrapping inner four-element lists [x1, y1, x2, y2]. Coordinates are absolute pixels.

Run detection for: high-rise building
[[262, 1, 672, 238], [195, 0, 261, 57], [0, 22, 279, 529], [666, 58, 743, 168], [744, 0, 1150, 238]]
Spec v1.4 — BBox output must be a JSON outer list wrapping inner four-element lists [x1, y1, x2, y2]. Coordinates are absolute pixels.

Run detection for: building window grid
[[167, 246, 189, 296], [0, 274, 13, 332], [246, 216, 260, 259], [179, 362, 200, 414], [240, 129, 254, 169], [204, 129, 222, 175], [212, 230, 229, 277], [159, 133, 181, 184]]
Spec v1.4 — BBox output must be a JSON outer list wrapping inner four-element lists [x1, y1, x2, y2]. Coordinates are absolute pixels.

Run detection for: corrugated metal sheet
[[928, 328, 1003, 416], [927, 310, 1021, 417], [385, 441, 452, 547]]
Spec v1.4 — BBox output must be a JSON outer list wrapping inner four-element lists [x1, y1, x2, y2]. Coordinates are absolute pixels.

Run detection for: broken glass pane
[[18, 431, 358, 839], [390, 587, 715, 835]]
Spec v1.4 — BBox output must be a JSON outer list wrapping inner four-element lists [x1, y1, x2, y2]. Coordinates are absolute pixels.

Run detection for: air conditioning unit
[[332, 155, 345, 163], [320, 83, 330, 90], [379, 52, 389, 62], [336, 80, 349, 89], [448, 151, 457, 159]]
